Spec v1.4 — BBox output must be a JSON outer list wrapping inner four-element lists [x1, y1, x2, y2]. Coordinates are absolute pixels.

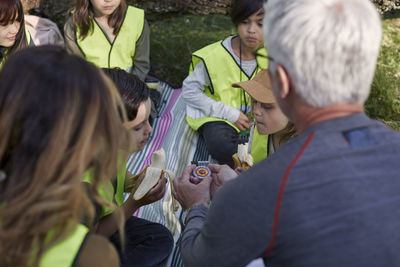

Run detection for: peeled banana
[[232, 143, 254, 170], [129, 148, 179, 211]]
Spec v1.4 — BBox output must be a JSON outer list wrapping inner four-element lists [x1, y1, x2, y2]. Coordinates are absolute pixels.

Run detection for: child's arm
[[63, 18, 85, 58], [95, 174, 167, 237], [131, 19, 150, 81], [182, 61, 241, 124]]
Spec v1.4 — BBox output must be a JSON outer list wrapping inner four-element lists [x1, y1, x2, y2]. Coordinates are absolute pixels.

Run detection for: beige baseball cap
[[232, 70, 275, 104]]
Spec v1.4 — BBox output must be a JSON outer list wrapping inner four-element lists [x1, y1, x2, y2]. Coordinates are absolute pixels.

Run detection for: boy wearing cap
[[233, 70, 295, 163]]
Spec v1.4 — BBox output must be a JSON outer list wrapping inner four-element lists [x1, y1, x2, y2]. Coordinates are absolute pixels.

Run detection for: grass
[[149, 14, 235, 88], [150, 15, 400, 131], [365, 18, 400, 130]]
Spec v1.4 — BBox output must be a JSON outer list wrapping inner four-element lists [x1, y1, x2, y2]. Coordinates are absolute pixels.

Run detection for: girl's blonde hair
[[72, 0, 127, 39], [0, 45, 133, 267]]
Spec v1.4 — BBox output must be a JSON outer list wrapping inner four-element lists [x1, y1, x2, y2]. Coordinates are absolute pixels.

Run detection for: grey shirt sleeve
[[131, 18, 150, 81], [182, 61, 240, 123], [178, 158, 288, 267]]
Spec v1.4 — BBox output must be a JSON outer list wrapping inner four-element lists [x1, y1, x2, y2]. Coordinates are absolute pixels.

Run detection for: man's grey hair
[[263, 0, 382, 107]]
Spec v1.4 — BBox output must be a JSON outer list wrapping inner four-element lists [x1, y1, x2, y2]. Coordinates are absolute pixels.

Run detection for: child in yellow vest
[[64, 0, 150, 81], [233, 69, 296, 166], [182, 0, 269, 167], [95, 68, 173, 267]]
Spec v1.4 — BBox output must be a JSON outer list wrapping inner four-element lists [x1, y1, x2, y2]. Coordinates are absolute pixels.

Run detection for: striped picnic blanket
[[126, 81, 210, 267]]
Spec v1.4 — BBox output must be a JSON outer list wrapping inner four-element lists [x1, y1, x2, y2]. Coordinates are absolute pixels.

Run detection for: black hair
[[102, 68, 150, 121], [230, 0, 267, 25]]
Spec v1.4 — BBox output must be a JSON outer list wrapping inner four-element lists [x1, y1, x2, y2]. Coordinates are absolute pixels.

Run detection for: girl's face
[[0, 20, 20, 47], [237, 8, 264, 51], [90, 0, 121, 17], [252, 99, 289, 135], [123, 98, 152, 152]]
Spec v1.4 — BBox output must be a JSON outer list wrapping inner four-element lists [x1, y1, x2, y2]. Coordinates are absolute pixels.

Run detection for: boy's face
[[123, 98, 152, 152], [251, 99, 288, 135], [237, 8, 264, 51]]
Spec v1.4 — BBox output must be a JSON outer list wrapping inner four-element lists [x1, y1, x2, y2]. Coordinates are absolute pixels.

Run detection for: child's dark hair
[[230, 0, 267, 25], [102, 68, 150, 121]]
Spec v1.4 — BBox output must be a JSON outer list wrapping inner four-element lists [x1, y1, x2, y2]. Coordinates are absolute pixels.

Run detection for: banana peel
[[128, 148, 179, 211], [232, 143, 253, 170], [125, 165, 148, 192]]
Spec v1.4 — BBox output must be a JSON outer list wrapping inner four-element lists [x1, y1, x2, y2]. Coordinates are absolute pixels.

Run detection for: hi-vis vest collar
[[76, 5, 144, 71]]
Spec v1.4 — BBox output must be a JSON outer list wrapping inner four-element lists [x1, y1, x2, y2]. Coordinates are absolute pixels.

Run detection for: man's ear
[[276, 64, 291, 99]]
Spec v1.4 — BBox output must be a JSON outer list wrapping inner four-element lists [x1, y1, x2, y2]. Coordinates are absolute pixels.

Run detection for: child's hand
[[124, 167, 148, 192], [234, 112, 252, 131], [130, 172, 167, 207]]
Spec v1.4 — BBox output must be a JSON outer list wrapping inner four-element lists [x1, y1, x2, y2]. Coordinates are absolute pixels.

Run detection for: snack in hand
[[133, 148, 166, 200], [130, 149, 179, 211], [232, 143, 254, 170]]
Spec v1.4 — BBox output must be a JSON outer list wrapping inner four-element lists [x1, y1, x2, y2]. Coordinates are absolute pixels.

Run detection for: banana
[[133, 148, 166, 200], [232, 143, 253, 170], [125, 166, 148, 192], [131, 149, 179, 211]]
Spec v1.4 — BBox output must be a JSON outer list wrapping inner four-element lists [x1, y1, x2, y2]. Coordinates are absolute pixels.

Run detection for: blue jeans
[[110, 216, 174, 267]]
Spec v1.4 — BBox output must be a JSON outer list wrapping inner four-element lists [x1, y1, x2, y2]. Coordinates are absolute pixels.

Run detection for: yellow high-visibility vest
[[186, 37, 270, 162], [76, 5, 144, 72], [38, 224, 89, 267]]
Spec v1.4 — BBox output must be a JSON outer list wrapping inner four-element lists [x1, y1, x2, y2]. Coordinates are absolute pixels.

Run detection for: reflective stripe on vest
[[76, 5, 144, 71], [186, 37, 268, 132], [39, 224, 89, 267]]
